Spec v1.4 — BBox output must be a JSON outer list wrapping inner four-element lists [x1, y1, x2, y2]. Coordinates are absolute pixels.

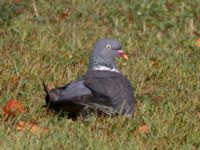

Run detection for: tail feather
[[43, 82, 50, 94], [42, 82, 52, 104]]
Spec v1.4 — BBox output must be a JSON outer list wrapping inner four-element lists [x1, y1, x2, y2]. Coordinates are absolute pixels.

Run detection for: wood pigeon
[[43, 38, 134, 118]]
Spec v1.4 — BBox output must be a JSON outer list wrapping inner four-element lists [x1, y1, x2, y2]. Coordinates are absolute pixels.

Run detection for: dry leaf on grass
[[30, 124, 49, 134], [14, 0, 21, 4], [10, 75, 21, 85], [58, 10, 69, 21], [128, 15, 134, 24], [2, 99, 26, 119], [195, 38, 200, 48], [153, 96, 164, 102], [149, 58, 159, 67], [16, 121, 49, 136], [135, 125, 151, 134], [105, 130, 113, 137], [16, 120, 27, 131]]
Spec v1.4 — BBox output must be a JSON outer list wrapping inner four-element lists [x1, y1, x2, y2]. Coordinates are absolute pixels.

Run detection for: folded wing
[[44, 71, 134, 117]]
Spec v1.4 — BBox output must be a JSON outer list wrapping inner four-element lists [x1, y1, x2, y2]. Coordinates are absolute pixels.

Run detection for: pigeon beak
[[117, 50, 129, 60]]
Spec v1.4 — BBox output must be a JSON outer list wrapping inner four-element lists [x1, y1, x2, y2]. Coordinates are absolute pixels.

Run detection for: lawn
[[0, 0, 200, 149]]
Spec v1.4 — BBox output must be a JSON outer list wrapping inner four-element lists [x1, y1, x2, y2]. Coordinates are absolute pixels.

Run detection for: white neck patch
[[92, 66, 119, 73]]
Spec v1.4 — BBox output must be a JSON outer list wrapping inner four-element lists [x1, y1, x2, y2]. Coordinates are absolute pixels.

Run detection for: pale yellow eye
[[105, 44, 111, 49]]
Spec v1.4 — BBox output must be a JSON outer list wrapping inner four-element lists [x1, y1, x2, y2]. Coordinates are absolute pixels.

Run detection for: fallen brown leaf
[[14, 0, 21, 4], [30, 124, 49, 134], [58, 9, 69, 21], [105, 130, 113, 137], [149, 58, 159, 67], [135, 125, 151, 134], [128, 15, 134, 24], [10, 75, 20, 85], [16, 121, 49, 136], [195, 38, 200, 48], [2, 99, 26, 119], [153, 96, 164, 102], [16, 120, 26, 131]]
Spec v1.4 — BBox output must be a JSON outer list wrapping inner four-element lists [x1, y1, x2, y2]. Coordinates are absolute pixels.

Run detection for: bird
[[43, 38, 134, 119]]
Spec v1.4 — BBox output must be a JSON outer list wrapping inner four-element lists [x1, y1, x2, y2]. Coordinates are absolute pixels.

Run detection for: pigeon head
[[89, 38, 128, 72]]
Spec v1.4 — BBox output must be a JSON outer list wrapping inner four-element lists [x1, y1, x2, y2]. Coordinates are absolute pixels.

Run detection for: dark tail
[[43, 82, 50, 95], [42, 82, 51, 104]]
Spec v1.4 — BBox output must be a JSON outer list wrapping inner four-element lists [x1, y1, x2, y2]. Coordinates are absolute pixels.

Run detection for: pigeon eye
[[105, 44, 111, 49]]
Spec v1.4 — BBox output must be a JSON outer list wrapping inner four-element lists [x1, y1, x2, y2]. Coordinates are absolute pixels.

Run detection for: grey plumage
[[44, 38, 134, 118], [88, 38, 122, 70]]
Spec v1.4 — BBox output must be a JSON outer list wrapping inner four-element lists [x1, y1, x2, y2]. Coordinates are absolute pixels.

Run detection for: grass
[[0, 0, 200, 149]]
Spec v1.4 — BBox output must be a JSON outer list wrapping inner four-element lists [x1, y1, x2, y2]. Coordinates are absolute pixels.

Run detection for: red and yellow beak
[[117, 50, 129, 60]]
